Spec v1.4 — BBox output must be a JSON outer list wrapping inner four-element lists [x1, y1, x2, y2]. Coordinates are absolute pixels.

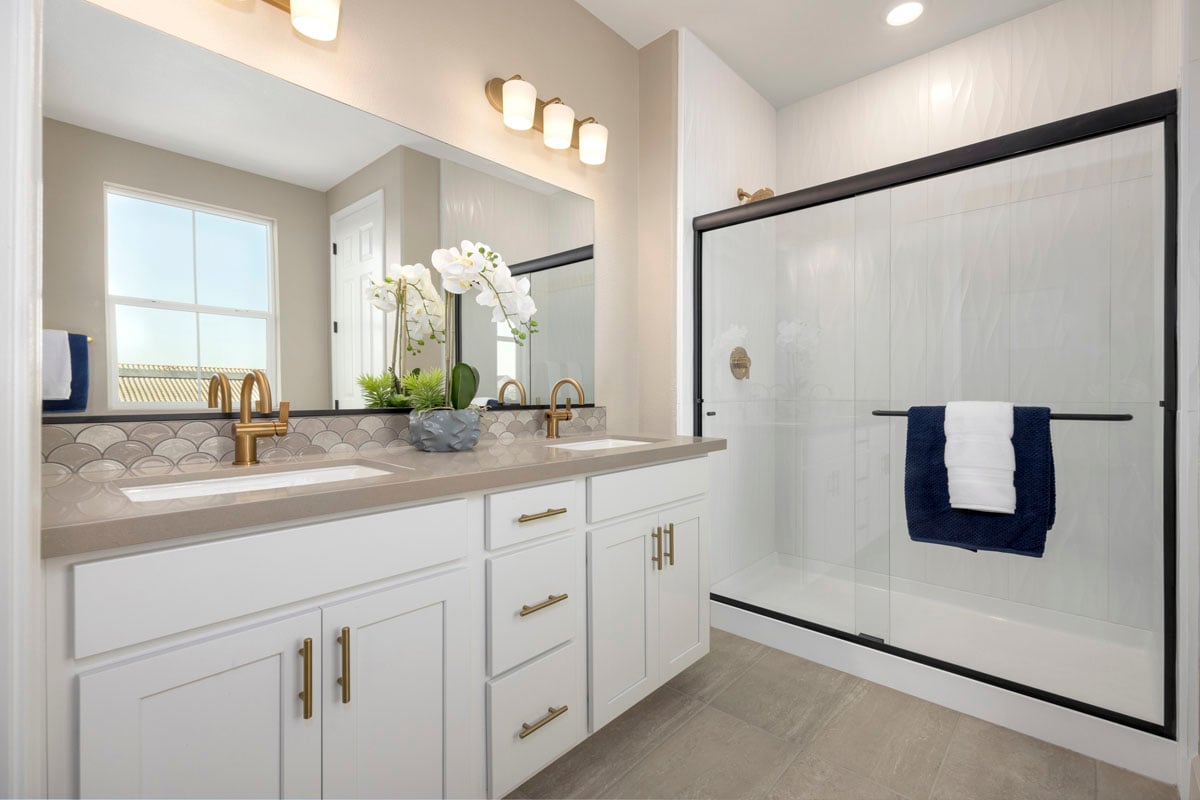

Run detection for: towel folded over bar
[[905, 406, 1055, 557]]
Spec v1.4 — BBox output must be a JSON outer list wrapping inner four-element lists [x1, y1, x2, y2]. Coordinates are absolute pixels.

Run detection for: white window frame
[[103, 183, 280, 410]]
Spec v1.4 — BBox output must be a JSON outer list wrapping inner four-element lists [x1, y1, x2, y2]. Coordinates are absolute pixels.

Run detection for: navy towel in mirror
[[42, 332, 90, 413]]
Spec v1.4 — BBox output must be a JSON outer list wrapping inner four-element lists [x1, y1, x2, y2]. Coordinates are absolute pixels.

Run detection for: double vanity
[[42, 430, 724, 799]]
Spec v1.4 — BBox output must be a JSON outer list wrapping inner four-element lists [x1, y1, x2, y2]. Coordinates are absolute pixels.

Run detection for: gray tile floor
[[511, 629, 1178, 800]]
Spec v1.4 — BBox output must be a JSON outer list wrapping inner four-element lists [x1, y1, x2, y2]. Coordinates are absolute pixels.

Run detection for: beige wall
[[42, 119, 331, 411], [85, 0, 643, 432], [637, 32, 679, 434]]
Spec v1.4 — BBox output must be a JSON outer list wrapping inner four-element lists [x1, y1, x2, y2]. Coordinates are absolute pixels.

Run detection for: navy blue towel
[[904, 406, 1055, 557], [42, 333, 89, 413]]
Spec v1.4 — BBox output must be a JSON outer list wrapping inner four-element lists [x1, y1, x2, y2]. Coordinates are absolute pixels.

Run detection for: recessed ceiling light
[[886, 1, 924, 26]]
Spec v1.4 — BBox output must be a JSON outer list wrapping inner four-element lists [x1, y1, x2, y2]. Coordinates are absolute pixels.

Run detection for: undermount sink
[[120, 463, 400, 503], [546, 438, 653, 452]]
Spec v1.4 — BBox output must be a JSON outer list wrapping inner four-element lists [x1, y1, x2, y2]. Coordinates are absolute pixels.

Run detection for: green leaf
[[450, 362, 479, 410]]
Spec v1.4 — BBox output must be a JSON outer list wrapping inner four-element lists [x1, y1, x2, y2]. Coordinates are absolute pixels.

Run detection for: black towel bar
[[871, 410, 1133, 421]]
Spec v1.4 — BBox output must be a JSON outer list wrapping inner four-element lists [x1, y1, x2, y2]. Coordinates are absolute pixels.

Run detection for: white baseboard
[[712, 601, 1180, 784]]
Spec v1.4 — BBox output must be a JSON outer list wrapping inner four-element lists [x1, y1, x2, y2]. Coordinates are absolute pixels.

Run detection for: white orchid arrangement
[[366, 263, 446, 377], [432, 240, 538, 344]]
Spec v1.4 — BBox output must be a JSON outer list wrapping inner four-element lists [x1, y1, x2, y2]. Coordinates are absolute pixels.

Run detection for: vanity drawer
[[487, 642, 585, 798], [488, 536, 577, 675], [588, 458, 707, 523], [486, 480, 579, 550], [72, 499, 468, 659]]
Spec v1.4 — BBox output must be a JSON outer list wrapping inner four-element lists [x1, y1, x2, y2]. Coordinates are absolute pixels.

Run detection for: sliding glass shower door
[[700, 119, 1169, 730]]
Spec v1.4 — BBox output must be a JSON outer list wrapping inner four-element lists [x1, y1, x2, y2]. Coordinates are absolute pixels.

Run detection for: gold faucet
[[232, 370, 289, 466], [545, 378, 585, 439], [206, 373, 232, 413], [498, 378, 527, 406]]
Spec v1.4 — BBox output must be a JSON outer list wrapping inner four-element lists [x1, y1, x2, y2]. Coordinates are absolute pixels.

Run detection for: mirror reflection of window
[[105, 187, 275, 408]]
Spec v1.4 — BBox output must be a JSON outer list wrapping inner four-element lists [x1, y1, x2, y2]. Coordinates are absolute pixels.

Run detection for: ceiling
[[575, 0, 1060, 108]]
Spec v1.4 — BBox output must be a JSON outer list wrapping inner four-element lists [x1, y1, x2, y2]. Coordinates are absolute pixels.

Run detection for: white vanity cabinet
[[46, 451, 717, 800], [79, 611, 324, 799], [587, 460, 710, 730], [320, 570, 471, 800]]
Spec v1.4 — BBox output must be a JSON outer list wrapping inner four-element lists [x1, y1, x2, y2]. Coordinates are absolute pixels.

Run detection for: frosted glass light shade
[[290, 0, 340, 41], [502, 79, 537, 131], [543, 102, 576, 150], [579, 121, 608, 165]]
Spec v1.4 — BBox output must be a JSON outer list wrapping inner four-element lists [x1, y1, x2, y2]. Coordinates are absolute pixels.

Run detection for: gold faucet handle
[[275, 401, 290, 433]]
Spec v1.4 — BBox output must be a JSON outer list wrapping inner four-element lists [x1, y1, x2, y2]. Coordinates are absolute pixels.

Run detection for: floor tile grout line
[[695, 645, 771, 708]]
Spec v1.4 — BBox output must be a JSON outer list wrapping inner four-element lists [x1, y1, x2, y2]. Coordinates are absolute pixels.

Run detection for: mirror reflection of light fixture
[[542, 100, 575, 149], [578, 119, 608, 166], [485, 75, 609, 165], [260, 0, 341, 42], [502, 77, 538, 131]]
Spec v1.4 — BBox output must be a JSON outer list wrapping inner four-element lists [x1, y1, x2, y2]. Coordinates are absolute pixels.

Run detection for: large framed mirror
[[41, 0, 595, 418]]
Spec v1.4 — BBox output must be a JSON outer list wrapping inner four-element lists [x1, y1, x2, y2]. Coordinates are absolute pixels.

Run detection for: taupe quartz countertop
[[42, 434, 725, 558]]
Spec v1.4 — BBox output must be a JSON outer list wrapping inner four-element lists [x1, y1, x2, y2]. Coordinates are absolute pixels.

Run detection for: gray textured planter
[[409, 408, 481, 452]]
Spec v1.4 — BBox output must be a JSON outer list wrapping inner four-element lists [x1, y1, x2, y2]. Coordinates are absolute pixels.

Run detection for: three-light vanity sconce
[[486, 76, 609, 165]]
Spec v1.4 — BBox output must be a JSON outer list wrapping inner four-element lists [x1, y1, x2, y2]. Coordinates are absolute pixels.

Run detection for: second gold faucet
[[545, 378, 585, 439]]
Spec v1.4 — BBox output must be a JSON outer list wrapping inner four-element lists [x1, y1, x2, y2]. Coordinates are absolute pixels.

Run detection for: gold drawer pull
[[518, 507, 568, 524], [665, 522, 676, 566], [519, 705, 568, 739], [298, 637, 313, 720], [336, 626, 351, 704], [520, 593, 568, 617], [651, 526, 663, 571]]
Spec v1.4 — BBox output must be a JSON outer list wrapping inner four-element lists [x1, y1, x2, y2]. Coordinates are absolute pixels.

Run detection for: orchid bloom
[[432, 240, 537, 344]]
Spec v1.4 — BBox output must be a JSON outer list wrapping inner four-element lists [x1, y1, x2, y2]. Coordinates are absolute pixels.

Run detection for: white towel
[[945, 401, 1016, 514], [43, 330, 72, 400]]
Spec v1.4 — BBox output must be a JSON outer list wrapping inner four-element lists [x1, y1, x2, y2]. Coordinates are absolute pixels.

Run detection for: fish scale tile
[[40, 408, 606, 472]]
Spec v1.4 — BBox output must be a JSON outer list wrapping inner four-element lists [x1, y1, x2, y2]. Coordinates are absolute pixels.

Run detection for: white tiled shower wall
[[686, 0, 1182, 626], [678, 30, 779, 583], [776, 0, 1181, 192]]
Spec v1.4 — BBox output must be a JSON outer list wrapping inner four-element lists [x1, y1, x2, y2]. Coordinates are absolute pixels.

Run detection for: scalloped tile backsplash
[[42, 407, 606, 478]]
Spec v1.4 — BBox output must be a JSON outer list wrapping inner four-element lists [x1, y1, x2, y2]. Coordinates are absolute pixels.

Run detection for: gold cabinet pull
[[336, 626, 351, 704], [651, 527, 663, 571], [665, 522, 676, 566], [520, 593, 568, 617], [298, 637, 313, 719], [518, 507, 568, 524], [519, 705, 568, 739]]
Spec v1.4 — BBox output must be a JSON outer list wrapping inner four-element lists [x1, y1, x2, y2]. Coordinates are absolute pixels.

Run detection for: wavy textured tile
[[928, 22, 1014, 152], [1010, 0, 1113, 130]]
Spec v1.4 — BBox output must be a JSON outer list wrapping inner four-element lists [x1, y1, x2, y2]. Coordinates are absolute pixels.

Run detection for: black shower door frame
[[692, 91, 1179, 739]]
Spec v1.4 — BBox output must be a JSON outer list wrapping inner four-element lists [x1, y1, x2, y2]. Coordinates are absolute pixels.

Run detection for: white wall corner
[[0, 0, 46, 795]]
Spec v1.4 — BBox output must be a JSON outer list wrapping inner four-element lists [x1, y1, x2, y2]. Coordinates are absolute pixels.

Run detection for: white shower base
[[711, 552, 1161, 723]]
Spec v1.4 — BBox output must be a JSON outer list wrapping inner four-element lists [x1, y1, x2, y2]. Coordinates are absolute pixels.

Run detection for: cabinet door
[[588, 514, 660, 731], [78, 611, 322, 799], [321, 569, 470, 800], [658, 500, 709, 681]]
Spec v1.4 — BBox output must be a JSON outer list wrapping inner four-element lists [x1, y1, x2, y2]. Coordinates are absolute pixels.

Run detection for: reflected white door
[[331, 190, 386, 410]]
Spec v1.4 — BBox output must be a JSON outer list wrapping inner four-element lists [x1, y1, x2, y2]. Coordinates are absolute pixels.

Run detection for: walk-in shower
[[695, 92, 1177, 736]]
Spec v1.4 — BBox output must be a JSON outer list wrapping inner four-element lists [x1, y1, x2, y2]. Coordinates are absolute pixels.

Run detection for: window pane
[[195, 211, 270, 311], [199, 314, 267, 373], [114, 305, 200, 404], [107, 192, 195, 303]]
